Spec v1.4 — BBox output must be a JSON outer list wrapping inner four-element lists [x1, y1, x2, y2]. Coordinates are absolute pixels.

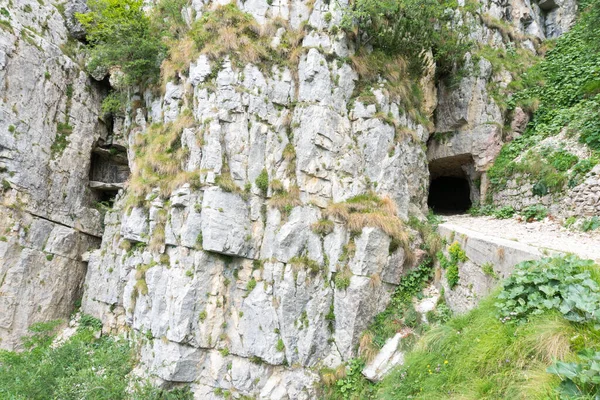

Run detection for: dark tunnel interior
[[428, 176, 472, 214]]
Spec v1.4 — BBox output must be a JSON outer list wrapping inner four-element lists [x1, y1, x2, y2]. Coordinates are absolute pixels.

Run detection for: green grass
[[324, 256, 600, 399], [0, 317, 192, 399], [377, 298, 575, 399]]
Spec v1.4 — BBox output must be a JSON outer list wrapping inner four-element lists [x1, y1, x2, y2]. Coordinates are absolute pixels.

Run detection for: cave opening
[[89, 145, 130, 205], [428, 154, 476, 215], [428, 176, 472, 214]]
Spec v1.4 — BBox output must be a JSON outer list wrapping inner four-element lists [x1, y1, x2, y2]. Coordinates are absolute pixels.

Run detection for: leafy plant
[[0, 320, 190, 399], [493, 206, 515, 219], [547, 349, 600, 399], [438, 242, 467, 289], [520, 205, 548, 222], [497, 256, 600, 324], [581, 216, 600, 232], [488, 1, 600, 193], [332, 359, 374, 399], [255, 168, 269, 195]]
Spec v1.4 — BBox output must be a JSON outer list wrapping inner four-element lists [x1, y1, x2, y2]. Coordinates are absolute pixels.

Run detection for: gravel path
[[441, 214, 600, 262]]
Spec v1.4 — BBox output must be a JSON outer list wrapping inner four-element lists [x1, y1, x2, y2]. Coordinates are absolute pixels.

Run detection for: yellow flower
[[444, 360, 449, 364]]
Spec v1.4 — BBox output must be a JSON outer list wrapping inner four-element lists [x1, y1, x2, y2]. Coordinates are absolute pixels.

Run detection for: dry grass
[[369, 273, 382, 289], [351, 50, 423, 118], [127, 112, 199, 207], [270, 179, 284, 193], [325, 192, 408, 244], [268, 185, 301, 213], [359, 331, 379, 363], [311, 219, 335, 236], [187, 4, 305, 73], [481, 14, 528, 43], [161, 36, 197, 87], [215, 172, 239, 193], [321, 364, 348, 386], [149, 209, 167, 253], [523, 317, 576, 363]]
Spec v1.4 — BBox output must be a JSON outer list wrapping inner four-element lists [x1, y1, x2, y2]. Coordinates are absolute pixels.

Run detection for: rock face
[[76, 0, 433, 395], [0, 0, 106, 349], [0, 0, 580, 397], [427, 0, 578, 206]]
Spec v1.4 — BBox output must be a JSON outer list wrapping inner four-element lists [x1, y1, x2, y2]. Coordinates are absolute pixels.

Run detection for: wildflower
[[444, 360, 449, 364]]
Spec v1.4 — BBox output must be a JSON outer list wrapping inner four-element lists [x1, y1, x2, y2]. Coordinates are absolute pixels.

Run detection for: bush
[[255, 169, 269, 194], [341, 0, 471, 75], [438, 242, 466, 289], [0, 319, 193, 399], [520, 205, 547, 222], [497, 256, 600, 324], [582, 216, 600, 232], [77, 0, 166, 86]]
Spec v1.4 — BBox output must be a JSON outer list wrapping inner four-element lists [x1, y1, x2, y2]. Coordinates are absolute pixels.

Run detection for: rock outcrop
[[0, 0, 107, 349]]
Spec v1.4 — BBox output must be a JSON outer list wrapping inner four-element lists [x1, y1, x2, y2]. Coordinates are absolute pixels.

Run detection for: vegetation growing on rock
[[488, 0, 600, 196], [0, 316, 192, 399]]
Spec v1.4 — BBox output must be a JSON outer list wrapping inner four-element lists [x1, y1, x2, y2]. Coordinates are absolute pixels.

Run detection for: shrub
[[76, 0, 166, 86], [438, 242, 466, 289], [255, 169, 269, 194], [78, 314, 102, 331], [520, 205, 548, 222], [493, 206, 515, 219], [334, 268, 352, 290], [497, 256, 600, 324], [311, 219, 334, 236], [581, 216, 600, 232], [246, 277, 257, 292], [0, 320, 191, 399]]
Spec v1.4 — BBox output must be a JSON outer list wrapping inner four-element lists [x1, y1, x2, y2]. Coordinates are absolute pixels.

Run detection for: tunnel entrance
[[428, 176, 472, 214], [428, 153, 476, 214]]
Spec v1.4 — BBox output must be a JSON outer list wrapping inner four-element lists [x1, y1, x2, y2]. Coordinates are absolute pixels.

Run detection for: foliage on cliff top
[[341, 0, 474, 76], [0, 316, 192, 399], [77, 0, 166, 86]]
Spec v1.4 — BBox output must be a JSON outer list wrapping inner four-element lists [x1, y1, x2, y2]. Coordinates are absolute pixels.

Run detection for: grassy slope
[[375, 259, 600, 399], [0, 317, 192, 399], [487, 0, 600, 198]]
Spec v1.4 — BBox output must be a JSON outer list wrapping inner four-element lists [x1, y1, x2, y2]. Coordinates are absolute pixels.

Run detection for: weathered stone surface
[[65, 0, 89, 40], [362, 332, 407, 382], [437, 222, 545, 313], [201, 187, 257, 258], [0, 0, 109, 348]]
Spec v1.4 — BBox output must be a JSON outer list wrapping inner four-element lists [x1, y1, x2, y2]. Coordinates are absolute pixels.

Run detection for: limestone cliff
[[0, 0, 579, 398]]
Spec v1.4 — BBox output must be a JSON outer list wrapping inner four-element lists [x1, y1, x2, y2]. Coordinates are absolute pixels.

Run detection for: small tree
[[76, 0, 166, 86]]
